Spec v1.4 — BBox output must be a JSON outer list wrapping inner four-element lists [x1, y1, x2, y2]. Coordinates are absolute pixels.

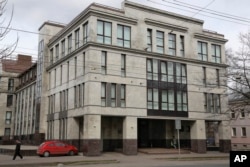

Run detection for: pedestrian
[[13, 140, 23, 160], [171, 136, 177, 149]]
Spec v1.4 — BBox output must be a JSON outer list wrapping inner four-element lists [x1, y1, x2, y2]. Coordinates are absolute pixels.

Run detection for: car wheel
[[68, 150, 74, 156], [43, 151, 50, 157]]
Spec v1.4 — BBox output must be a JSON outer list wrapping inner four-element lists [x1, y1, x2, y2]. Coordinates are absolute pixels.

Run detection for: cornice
[[124, 1, 204, 25], [194, 33, 228, 44], [145, 18, 188, 33]]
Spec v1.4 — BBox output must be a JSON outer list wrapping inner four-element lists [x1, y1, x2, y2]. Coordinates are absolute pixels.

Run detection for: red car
[[37, 141, 78, 157]]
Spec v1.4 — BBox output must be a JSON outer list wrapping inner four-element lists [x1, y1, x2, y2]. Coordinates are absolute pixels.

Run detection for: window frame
[[198, 41, 208, 61], [117, 24, 131, 48], [97, 20, 112, 44]]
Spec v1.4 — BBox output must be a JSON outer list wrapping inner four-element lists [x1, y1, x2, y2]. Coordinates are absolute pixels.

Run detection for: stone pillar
[[218, 121, 231, 153], [123, 116, 137, 155], [190, 120, 206, 153], [83, 115, 101, 156]]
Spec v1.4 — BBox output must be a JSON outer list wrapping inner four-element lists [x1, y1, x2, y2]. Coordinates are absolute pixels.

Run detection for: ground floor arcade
[[63, 115, 230, 156]]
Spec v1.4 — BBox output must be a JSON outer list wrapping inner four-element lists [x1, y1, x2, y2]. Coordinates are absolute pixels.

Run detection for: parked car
[[37, 141, 78, 157]]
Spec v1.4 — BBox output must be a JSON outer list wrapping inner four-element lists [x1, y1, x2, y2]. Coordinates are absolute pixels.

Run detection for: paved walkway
[[0, 145, 229, 167]]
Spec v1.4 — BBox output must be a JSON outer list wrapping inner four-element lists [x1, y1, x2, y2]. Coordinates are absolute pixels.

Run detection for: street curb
[[156, 156, 229, 161], [0, 159, 119, 167]]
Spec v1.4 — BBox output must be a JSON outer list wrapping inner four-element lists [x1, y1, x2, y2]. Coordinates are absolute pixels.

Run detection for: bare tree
[[0, 0, 18, 59], [226, 29, 250, 116]]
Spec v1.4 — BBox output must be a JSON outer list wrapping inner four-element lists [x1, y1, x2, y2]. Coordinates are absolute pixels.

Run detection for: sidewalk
[[0, 145, 229, 167]]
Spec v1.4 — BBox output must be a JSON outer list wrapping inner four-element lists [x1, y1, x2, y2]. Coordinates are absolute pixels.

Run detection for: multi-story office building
[[35, 1, 230, 156], [0, 55, 32, 143]]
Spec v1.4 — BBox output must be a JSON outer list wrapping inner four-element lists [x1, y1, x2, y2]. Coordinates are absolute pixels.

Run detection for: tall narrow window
[[180, 35, 184, 57], [156, 31, 164, 53], [177, 91, 187, 111], [161, 62, 167, 82], [232, 128, 236, 137], [61, 39, 65, 57], [83, 52, 85, 75], [101, 51, 107, 74], [167, 62, 174, 82], [168, 33, 176, 56], [214, 94, 221, 113], [216, 69, 220, 87], [147, 59, 153, 80], [101, 83, 106, 106], [75, 29, 80, 49], [111, 84, 116, 107], [8, 78, 14, 91], [147, 88, 159, 110], [83, 22, 88, 44], [241, 127, 246, 137], [7, 95, 13, 106], [5, 111, 12, 124], [168, 90, 174, 111], [68, 34, 72, 53], [210, 94, 214, 113], [198, 41, 208, 61], [55, 44, 59, 61], [121, 54, 126, 77], [60, 65, 63, 85], [153, 59, 158, 80], [75, 56, 77, 78], [50, 48, 53, 64], [67, 61, 69, 82], [203, 67, 206, 86], [117, 25, 131, 48], [97, 20, 112, 44], [147, 29, 152, 51], [211, 44, 221, 63], [54, 69, 56, 87], [121, 84, 126, 107], [204, 93, 207, 112], [161, 90, 168, 110]]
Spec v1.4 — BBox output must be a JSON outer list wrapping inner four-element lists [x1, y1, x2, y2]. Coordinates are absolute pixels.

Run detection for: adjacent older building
[[33, 1, 230, 156], [14, 63, 38, 144], [0, 55, 32, 143], [229, 97, 250, 151]]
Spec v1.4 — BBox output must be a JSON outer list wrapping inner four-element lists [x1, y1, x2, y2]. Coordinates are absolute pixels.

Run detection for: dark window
[[101, 82, 106, 106], [7, 95, 13, 107], [75, 29, 80, 49], [55, 44, 59, 61], [61, 40, 65, 57], [101, 51, 107, 75], [121, 54, 126, 77], [8, 79, 14, 91], [180, 35, 185, 57], [68, 34, 72, 53]]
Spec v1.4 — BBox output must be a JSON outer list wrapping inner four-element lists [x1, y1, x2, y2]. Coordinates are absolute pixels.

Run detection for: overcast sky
[[2, 0, 250, 59]]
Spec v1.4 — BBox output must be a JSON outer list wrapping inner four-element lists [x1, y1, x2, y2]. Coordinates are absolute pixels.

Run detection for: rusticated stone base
[[82, 139, 101, 156], [219, 140, 231, 153], [191, 139, 206, 153], [123, 139, 137, 155]]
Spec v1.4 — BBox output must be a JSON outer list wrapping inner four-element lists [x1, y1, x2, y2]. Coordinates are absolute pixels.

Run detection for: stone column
[[190, 120, 206, 153], [123, 116, 137, 155], [83, 115, 101, 156], [218, 121, 231, 153]]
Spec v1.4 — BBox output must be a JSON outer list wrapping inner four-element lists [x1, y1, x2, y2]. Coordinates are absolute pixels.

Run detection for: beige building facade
[[0, 55, 32, 143], [36, 1, 230, 155]]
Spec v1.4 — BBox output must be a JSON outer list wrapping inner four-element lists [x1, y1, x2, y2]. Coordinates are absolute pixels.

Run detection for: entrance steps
[[138, 148, 190, 154]]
